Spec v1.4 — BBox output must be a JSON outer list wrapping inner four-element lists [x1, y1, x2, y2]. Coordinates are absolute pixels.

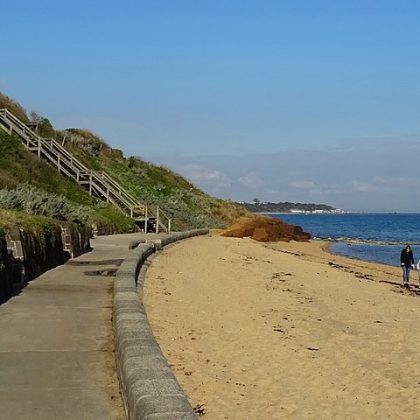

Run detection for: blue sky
[[1, 1, 420, 209]]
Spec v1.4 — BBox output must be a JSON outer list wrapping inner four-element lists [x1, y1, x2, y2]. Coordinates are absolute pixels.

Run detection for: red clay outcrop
[[221, 216, 311, 242]]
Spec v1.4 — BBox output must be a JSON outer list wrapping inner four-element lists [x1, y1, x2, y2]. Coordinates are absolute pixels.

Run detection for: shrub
[[33, 116, 56, 139], [0, 93, 29, 122], [0, 184, 92, 223], [0, 131, 22, 164]]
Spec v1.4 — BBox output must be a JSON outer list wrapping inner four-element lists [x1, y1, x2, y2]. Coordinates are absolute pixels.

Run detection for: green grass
[[0, 208, 59, 231], [79, 149, 246, 229], [92, 206, 135, 233], [0, 130, 135, 232], [68, 141, 219, 228]]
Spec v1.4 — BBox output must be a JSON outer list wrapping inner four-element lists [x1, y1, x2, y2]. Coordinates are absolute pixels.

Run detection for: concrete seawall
[[113, 229, 209, 419], [0, 224, 91, 302]]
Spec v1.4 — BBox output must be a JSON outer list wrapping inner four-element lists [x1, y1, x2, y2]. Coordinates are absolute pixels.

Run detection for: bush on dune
[[0, 93, 29, 123], [0, 184, 92, 224]]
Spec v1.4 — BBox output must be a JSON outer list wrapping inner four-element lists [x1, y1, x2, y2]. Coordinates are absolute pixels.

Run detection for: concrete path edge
[[114, 229, 209, 419]]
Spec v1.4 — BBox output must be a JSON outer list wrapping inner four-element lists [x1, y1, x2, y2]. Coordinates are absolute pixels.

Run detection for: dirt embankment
[[221, 216, 310, 242]]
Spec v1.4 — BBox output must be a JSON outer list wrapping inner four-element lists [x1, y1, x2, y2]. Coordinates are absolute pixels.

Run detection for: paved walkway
[[0, 233, 160, 420]]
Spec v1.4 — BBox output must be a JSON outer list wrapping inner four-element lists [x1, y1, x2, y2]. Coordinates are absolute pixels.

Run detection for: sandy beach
[[144, 235, 420, 419]]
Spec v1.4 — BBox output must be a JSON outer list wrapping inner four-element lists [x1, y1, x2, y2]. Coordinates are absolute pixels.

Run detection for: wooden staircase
[[0, 108, 171, 233]]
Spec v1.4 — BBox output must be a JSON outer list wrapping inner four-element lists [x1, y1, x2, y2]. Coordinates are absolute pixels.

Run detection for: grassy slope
[[0, 130, 134, 232], [0, 93, 247, 231], [64, 137, 246, 230]]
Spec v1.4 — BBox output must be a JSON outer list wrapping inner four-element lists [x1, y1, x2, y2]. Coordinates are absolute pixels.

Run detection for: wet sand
[[144, 235, 420, 419]]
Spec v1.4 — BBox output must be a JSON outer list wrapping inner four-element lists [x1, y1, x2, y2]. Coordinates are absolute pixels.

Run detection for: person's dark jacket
[[400, 249, 414, 267]]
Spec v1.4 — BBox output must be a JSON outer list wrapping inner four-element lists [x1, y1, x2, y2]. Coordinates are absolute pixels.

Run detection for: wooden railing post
[[145, 207, 148, 233], [89, 172, 93, 196], [156, 206, 160, 234]]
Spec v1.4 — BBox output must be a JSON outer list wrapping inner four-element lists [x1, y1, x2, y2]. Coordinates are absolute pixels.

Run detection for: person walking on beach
[[400, 245, 415, 287]]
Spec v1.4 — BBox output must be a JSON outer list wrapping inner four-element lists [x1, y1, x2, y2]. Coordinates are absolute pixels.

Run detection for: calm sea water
[[271, 213, 420, 267]]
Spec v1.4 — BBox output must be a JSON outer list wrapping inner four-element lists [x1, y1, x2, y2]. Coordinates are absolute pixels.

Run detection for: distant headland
[[237, 200, 345, 214]]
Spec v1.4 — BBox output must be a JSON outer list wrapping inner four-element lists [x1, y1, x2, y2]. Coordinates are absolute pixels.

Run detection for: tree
[[30, 111, 55, 139]]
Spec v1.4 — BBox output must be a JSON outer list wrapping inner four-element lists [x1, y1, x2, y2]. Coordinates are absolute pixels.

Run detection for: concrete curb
[[128, 238, 146, 250], [114, 229, 209, 419]]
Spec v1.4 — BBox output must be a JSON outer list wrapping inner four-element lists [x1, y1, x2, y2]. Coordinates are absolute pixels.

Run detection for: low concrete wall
[[114, 229, 209, 420]]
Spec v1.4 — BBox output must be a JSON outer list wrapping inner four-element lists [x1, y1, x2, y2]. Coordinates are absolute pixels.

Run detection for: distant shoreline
[[256, 211, 346, 215], [257, 211, 420, 215]]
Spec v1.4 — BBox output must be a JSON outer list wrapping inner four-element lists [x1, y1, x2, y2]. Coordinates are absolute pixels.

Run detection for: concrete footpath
[[0, 233, 159, 420]]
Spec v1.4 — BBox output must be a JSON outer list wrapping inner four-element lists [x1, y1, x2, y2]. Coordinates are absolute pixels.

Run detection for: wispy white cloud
[[372, 176, 420, 188], [179, 164, 231, 187], [237, 172, 265, 190], [351, 181, 377, 193], [289, 180, 317, 189]]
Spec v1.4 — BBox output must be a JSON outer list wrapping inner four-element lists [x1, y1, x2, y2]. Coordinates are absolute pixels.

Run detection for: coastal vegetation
[[0, 126, 135, 233], [0, 92, 247, 232]]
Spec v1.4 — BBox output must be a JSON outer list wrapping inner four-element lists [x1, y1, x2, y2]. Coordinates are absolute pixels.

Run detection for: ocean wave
[[313, 236, 420, 246]]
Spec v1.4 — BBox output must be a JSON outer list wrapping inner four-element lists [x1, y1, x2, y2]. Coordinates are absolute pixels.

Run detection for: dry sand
[[144, 235, 420, 419]]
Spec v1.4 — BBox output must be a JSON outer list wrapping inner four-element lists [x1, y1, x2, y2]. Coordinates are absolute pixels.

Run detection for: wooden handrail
[[0, 108, 172, 232]]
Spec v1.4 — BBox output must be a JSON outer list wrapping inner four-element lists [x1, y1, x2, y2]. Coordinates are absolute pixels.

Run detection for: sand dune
[[144, 235, 420, 419]]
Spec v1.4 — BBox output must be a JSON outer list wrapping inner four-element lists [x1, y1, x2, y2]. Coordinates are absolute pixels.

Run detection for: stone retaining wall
[[114, 229, 209, 420], [0, 223, 92, 302]]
